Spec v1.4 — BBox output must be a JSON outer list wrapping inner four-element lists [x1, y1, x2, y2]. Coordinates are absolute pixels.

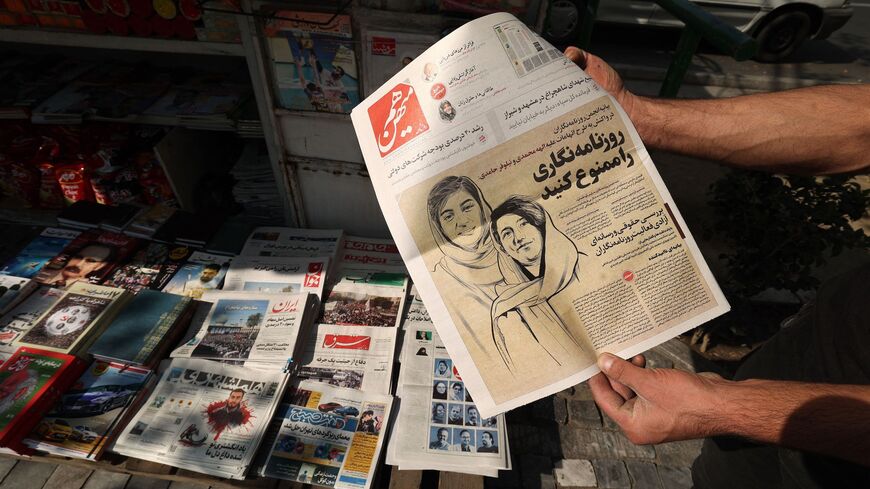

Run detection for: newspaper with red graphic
[[351, 12, 730, 418]]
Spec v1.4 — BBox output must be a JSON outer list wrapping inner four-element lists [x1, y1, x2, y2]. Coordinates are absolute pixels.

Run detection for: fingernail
[[598, 353, 614, 372]]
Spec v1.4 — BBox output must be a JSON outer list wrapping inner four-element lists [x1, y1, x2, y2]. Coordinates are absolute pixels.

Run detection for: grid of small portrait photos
[[427, 349, 500, 454]]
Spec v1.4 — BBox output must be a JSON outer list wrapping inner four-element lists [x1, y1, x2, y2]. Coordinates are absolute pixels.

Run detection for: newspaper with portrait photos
[[350, 12, 730, 417], [260, 379, 393, 489], [111, 358, 289, 479], [386, 291, 509, 476]]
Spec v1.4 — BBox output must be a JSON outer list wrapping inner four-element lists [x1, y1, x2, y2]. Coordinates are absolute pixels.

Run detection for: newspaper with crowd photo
[[351, 12, 730, 417], [296, 272, 407, 395], [387, 290, 509, 476], [170, 291, 320, 371], [111, 358, 289, 479], [261, 379, 392, 489]]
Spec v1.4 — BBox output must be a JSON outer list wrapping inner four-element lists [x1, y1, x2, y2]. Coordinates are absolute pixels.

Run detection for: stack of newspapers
[[386, 288, 510, 475], [112, 358, 289, 479]]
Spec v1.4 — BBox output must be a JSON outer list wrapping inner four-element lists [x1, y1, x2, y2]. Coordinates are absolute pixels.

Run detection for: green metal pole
[[659, 26, 702, 98]]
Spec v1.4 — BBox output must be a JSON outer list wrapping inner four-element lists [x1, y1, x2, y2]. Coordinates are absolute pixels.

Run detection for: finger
[[564, 46, 587, 68], [598, 353, 650, 392], [631, 355, 646, 368], [608, 376, 636, 400], [589, 371, 627, 406]]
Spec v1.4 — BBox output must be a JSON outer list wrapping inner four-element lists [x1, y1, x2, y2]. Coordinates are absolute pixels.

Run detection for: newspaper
[[223, 255, 330, 299], [297, 324, 398, 395], [387, 294, 509, 476], [296, 277, 407, 394], [350, 13, 729, 417], [170, 291, 320, 370], [111, 358, 289, 479], [262, 379, 393, 489], [240, 227, 344, 259], [161, 251, 232, 299], [338, 236, 406, 273]]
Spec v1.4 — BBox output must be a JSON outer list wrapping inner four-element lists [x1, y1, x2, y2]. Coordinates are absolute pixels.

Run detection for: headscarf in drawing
[[489, 196, 584, 371], [427, 177, 504, 351]]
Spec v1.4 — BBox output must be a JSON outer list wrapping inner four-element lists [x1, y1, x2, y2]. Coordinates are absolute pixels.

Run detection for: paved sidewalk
[[488, 338, 715, 489]]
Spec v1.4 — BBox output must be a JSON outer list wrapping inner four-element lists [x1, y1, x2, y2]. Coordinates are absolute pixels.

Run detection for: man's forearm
[[630, 84, 870, 175], [714, 379, 870, 465]]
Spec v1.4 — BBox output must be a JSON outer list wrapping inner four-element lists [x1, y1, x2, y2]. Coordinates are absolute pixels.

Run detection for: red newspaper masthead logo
[[368, 82, 429, 157]]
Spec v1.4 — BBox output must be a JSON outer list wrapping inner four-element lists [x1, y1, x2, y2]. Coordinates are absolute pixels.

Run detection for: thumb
[[564, 46, 587, 68], [598, 352, 649, 391]]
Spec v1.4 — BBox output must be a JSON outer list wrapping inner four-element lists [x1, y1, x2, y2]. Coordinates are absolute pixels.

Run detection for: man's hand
[[589, 352, 727, 444], [564, 47, 638, 120]]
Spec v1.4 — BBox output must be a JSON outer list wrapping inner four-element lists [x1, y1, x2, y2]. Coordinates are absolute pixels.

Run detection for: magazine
[[0, 228, 80, 278], [111, 358, 289, 479], [387, 294, 509, 476], [0, 287, 65, 354], [262, 379, 393, 489], [350, 13, 729, 417], [15, 283, 131, 356], [170, 291, 320, 370], [103, 243, 193, 293], [0, 276, 37, 316], [264, 11, 359, 114], [223, 255, 329, 299], [161, 251, 232, 299], [24, 361, 152, 460], [33, 230, 141, 288]]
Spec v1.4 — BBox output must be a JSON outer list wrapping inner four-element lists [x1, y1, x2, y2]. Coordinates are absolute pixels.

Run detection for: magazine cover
[[222, 255, 329, 299], [89, 290, 192, 366], [112, 358, 289, 479], [264, 11, 359, 114], [0, 348, 86, 450], [0, 287, 65, 352], [0, 276, 37, 315], [16, 283, 129, 355], [263, 380, 392, 489], [103, 243, 193, 294], [161, 251, 232, 299], [0, 228, 81, 278], [33, 230, 141, 288], [24, 361, 151, 459]]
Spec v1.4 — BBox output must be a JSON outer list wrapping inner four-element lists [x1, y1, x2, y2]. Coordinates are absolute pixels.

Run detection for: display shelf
[[0, 28, 245, 57]]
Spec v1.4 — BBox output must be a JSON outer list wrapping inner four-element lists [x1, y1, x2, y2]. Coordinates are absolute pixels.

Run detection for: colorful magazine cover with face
[[0, 228, 80, 279], [33, 230, 141, 288], [162, 252, 232, 299]]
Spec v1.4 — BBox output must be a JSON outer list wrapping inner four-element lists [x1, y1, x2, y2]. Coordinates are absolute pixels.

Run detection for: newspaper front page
[[112, 358, 288, 479], [350, 13, 729, 417], [262, 379, 393, 489], [387, 292, 509, 476]]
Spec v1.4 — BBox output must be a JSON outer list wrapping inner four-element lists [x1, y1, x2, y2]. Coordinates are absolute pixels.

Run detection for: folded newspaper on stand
[[223, 255, 329, 299], [387, 292, 509, 476], [170, 291, 320, 372], [351, 13, 729, 417], [241, 227, 344, 259], [111, 358, 289, 479], [261, 379, 393, 489], [297, 277, 408, 394]]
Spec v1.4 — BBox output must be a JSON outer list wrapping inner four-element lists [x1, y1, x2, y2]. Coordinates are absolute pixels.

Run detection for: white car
[[544, 0, 853, 61]]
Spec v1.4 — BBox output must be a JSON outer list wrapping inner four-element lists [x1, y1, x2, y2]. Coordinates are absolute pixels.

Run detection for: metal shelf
[[0, 28, 245, 57]]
